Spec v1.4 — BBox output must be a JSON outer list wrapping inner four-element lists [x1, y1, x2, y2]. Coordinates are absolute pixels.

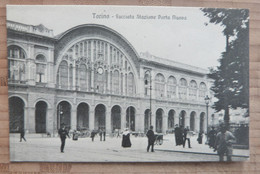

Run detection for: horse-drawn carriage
[[154, 134, 163, 145]]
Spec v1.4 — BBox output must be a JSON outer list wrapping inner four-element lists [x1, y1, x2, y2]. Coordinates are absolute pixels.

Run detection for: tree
[[201, 8, 249, 126]]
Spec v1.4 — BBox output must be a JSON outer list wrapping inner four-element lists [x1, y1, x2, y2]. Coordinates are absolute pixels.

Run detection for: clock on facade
[[97, 67, 104, 74]]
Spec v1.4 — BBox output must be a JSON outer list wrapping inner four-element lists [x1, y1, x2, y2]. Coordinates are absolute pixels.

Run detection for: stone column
[[151, 110, 156, 128], [162, 111, 167, 134], [27, 44, 35, 85], [195, 113, 200, 133], [185, 113, 190, 129], [107, 71, 111, 94], [135, 107, 142, 132], [46, 107, 55, 135], [91, 67, 95, 91], [122, 71, 126, 96], [106, 109, 111, 134], [48, 48, 55, 88], [151, 71, 156, 99], [121, 108, 126, 130], [89, 105, 95, 130], [138, 109, 144, 132], [27, 106, 35, 133], [164, 82, 167, 98], [71, 105, 77, 130], [174, 109, 180, 126], [72, 60, 76, 90], [176, 85, 179, 99]]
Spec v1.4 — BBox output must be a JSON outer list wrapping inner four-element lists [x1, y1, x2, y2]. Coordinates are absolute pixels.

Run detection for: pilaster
[[106, 109, 111, 134], [89, 106, 95, 130]]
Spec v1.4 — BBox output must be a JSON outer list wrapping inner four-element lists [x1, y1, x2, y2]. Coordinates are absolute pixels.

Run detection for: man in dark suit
[[99, 128, 103, 141], [103, 129, 106, 141], [20, 127, 26, 142], [146, 125, 155, 152], [183, 126, 192, 148], [58, 124, 70, 153]]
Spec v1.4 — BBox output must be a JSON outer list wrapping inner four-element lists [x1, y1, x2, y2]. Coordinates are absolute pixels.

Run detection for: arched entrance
[[200, 112, 205, 133], [95, 104, 106, 130], [179, 110, 186, 128], [57, 101, 71, 129], [168, 110, 175, 130], [190, 111, 196, 131], [126, 106, 135, 131], [35, 101, 47, 133], [111, 105, 121, 131], [9, 96, 25, 133], [77, 103, 89, 130], [156, 109, 163, 133], [144, 109, 150, 132]]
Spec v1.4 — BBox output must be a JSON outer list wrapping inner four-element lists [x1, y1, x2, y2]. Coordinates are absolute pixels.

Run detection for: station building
[[7, 20, 215, 134]]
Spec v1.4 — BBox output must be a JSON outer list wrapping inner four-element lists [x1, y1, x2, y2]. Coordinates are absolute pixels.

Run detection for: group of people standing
[[90, 128, 106, 142], [121, 125, 156, 153], [57, 122, 236, 162], [210, 125, 236, 162], [174, 124, 192, 148]]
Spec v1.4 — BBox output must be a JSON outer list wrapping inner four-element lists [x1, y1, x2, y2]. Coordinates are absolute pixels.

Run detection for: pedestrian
[[197, 131, 203, 144], [208, 127, 217, 148], [146, 125, 155, 152], [215, 124, 236, 162], [58, 124, 70, 153], [91, 130, 96, 142], [20, 127, 26, 142], [99, 128, 103, 141], [72, 130, 78, 141], [183, 126, 192, 148], [103, 129, 106, 141], [117, 129, 120, 138], [174, 124, 182, 146], [122, 128, 131, 148]]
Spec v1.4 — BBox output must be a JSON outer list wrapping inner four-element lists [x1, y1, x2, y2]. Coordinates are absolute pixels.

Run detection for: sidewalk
[[10, 133, 250, 158], [155, 134, 249, 157]]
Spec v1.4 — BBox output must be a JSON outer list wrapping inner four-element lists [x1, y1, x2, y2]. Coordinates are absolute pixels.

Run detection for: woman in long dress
[[122, 128, 131, 148]]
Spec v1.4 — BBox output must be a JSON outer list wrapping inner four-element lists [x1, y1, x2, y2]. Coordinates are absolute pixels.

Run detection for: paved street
[[10, 134, 249, 162]]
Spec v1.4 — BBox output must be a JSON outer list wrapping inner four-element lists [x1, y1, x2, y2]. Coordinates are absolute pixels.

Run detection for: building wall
[[7, 21, 215, 134]]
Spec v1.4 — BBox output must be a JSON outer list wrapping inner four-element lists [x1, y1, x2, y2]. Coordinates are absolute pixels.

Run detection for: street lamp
[[144, 69, 152, 127], [204, 95, 210, 137]]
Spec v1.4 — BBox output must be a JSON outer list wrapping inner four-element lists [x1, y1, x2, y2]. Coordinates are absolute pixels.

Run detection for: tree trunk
[[224, 107, 230, 129]]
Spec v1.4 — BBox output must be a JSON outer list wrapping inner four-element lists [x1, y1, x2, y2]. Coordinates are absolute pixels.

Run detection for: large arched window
[[8, 45, 26, 59], [199, 82, 207, 100], [58, 39, 137, 95], [144, 73, 150, 96], [57, 61, 68, 89], [189, 80, 197, 100], [79, 64, 87, 91], [128, 72, 135, 95], [179, 78, 187, 99], [95, 70, 106, 93], [167, 76, 177, 98], [35, 54, 47, 83], [112, 70, 120, 94], [8, 45, 26, 82], [155, 73, 165, 98]]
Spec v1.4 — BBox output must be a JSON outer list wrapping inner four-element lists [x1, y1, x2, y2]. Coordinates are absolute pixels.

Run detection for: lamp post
[[144, 69, 152, 127], [204, 95, 210, 138]]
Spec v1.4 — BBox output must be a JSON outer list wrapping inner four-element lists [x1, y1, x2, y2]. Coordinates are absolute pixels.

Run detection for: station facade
[[7, 20, 215, 134]]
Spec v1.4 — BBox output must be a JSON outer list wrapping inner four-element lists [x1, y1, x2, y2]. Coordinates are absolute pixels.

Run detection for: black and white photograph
[[7, 5, 249, 162]]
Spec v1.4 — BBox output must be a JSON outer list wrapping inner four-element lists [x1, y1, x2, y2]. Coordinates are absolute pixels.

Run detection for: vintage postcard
[[7, 5, 249, 162]]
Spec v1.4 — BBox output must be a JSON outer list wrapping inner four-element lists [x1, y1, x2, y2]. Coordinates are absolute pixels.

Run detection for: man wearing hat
[[215, 124, 236, 161], [58, 123, 70, 153], [146, 125, 155, 152]]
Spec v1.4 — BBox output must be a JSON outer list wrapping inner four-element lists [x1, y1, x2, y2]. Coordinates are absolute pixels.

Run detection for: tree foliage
[[201, 8, 249, 124]]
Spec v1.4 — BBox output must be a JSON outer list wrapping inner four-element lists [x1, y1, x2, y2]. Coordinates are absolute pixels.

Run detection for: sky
[[6, 5, 226, 70]]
